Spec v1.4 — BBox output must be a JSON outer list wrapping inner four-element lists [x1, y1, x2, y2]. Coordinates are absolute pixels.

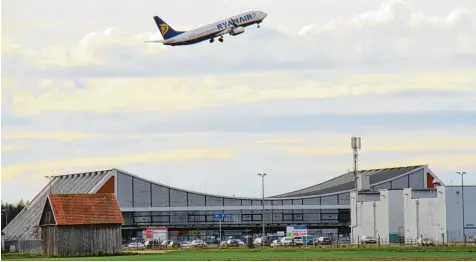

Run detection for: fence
[[352, 233, 476, 247], [10, 233, 475, 253]]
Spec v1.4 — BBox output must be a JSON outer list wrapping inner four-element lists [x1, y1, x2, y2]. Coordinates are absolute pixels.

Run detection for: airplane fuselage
[[162, 11, 267, 46]]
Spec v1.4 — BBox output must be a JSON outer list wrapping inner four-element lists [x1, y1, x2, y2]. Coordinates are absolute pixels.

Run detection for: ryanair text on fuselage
[[216, 13, 257, 30]]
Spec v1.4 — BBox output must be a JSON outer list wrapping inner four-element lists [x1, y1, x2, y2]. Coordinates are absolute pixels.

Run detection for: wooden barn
[[39, 193, 124, 257]]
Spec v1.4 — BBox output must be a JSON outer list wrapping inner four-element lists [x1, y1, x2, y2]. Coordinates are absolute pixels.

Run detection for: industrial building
[[351, 185, 476, 244], [2, 165, 447, 251]]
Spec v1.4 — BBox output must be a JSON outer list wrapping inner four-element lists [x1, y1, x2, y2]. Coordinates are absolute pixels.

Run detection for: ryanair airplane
[[145, 10, 268, 46]]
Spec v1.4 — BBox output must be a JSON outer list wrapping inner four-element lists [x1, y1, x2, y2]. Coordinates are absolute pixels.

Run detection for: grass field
[[3, 246, 476, 261]]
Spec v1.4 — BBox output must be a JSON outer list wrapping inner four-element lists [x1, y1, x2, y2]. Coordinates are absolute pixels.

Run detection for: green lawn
[[3, 246, 476, 261]]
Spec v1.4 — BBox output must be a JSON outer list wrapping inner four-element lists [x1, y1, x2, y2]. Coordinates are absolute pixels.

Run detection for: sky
[[1, 0, 476, 203]]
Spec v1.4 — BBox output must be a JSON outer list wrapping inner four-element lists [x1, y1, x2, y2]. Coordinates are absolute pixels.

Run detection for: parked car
[[168, 241, 181, 248], [227, 239, 245, 247], [128, 242, 145, 249], [271, 238, 282, 247], [145, 239, 160, 249], [361, 236, 377, 244], [417, 237, 433, 246], [316, 237, 332, 245], [181, 241, 192, 248], [280, 237, 295, 246], [160, 240, 168, 248], [191, 239, 207, 248], [254, 235, 280, 246], [254, 237, 271, 246], [293, 236, 304, 245], [302, 235, 314, 245]]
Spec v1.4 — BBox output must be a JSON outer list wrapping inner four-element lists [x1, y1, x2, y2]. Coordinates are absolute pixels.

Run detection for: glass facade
[[123, 208, 346, 227], [117, 171, 351, 229]]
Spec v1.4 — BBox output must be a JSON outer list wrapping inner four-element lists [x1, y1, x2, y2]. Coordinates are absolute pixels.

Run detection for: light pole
[[456, 171, 466, 242], [351, 137, 361, 245], [257, 173, 267, 242]]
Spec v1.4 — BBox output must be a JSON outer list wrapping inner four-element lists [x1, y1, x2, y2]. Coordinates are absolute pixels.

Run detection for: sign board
[[146, 227, 168, 241], [277, 231, 285, 236], [286, 225, 308, 237], [213, 213, 227, 219]]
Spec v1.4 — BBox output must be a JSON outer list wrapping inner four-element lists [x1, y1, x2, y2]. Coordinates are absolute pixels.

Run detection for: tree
[[1, 200, 28, 230]]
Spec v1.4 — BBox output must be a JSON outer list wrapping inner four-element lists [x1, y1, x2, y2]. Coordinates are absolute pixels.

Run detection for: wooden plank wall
[[43, 225, 122, 257], [41, 226, 58, 256], [39, 201, 56, 226]]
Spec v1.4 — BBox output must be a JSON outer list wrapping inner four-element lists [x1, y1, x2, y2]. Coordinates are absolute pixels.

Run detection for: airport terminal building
[[3, 165, 440, 250]]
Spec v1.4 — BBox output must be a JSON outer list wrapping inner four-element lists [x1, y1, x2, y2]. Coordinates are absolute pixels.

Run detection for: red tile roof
[[47, 193, 124, 226]]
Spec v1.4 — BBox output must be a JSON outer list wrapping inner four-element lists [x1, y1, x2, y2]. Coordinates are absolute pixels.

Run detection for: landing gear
[[209, 38, 214, 43], [218, 37, 224, 42], [257, 23, 261, 28]]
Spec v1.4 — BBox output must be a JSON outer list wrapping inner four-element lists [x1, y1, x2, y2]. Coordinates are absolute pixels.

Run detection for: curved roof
[[271, 165, 427, 198], [115, 166, 428, 200]]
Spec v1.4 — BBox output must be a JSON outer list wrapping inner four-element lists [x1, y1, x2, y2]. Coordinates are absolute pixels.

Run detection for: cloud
[[7, 69, 476, 116], [3, 0, 475, 119], [1, 145, 26, 152], [2, 132, 105, 141], [1, 148, 235, 181], [2, 0, 475, 80], [269, 133, 476, 154], [255, 139, 303, 145], [374, 154, 476, 170]]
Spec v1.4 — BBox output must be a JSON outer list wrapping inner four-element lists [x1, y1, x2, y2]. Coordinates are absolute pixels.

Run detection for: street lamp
[[456, 171, 466, 242], [257, 173, 267, 242]]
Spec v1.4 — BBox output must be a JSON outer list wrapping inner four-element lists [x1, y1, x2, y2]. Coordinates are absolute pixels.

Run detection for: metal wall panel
[[224, 198, 241, 206], [170, 189, 187, 207], [373, 181, 391, 191], [391, 175, 409, 189], [152, 184, 170, 207], [188, 193, 206, 206], [206, 196, 223, 206], [117, 173, 133, 207], [133, 178, 151, 207], [252, 200, 262, 206], [242, 199, 251, 206], [321, 195, 338, 205], [338, 192, 350, 205], [408, 169, 425, 189], [303, 197, 320, 205]]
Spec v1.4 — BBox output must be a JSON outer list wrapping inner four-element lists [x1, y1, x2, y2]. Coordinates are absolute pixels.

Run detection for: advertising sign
[[146, 227, 168, 241], [286, 225, 308, 237]]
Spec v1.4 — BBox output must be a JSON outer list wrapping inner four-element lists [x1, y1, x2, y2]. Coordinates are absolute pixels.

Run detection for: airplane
[[145, 10, 268, 46]]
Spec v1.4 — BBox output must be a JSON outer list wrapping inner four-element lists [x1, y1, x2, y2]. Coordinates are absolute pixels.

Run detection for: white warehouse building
[[403, 186, 476, 243], [351, 176, 476, 244]]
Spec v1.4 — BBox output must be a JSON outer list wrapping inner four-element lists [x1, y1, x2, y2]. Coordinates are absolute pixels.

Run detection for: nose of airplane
[[262, 12, 268, 18]]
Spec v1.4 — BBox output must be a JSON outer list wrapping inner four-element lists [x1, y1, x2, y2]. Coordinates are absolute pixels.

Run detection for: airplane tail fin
[[153, 16, 184, 40]]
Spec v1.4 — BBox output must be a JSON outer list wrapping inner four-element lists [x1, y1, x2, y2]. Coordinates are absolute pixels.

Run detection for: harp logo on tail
[[159, 23, 169, 37]]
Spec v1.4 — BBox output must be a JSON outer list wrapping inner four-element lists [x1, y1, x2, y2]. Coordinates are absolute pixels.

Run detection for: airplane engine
[[230, 27, 245, 36]]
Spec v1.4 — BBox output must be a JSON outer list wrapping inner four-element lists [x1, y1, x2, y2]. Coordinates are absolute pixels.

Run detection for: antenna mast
[[351, 136, 361, 188]]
